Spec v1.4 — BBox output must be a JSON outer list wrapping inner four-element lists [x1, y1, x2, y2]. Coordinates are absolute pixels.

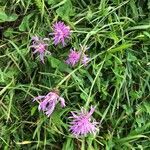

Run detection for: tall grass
[[0, 0, 150, 149]]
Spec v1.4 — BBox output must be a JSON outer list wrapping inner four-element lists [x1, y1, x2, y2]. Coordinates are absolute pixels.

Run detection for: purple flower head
[[30, 36, 50, 63], [66, 45, 90, 67], [34, 91, 65, 117], [66, 49, 81, 66], [69, 106, 99, 137], [51, 21, 71, 46]]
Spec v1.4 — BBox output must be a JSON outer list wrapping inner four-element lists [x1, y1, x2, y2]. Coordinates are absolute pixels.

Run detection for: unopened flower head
[[51, 21, 71, 46], [81, 54, 90, 66], [30, 36, 50, 63], [69, 106, 98, 137], [80, 44, 90, 66], [33, 91, 65, 117]]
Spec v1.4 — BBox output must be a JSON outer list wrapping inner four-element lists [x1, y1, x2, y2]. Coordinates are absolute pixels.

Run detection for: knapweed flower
[[69, 106, 98, 137], [66, 49, 81, 66], [30, 36, 50, 63], [33, 91, 65, 117], [51, 21, 71, 46], [66, 45, 90, 67]]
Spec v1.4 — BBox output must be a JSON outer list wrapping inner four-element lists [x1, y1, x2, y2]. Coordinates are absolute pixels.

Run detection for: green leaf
[[31, 106, 37, 116], [80, 88, 88, 101], [0, 11, 18, 22], [0, 11, 8, 22], [56, 0, 74, 21], [3, 28, 14, 37], [50, 0, 68, 9], [19, 14, 33, 31], [108, 43, 132, 53], [62, 138, 74, 150], [49, 56, 62, 68], [127, 52, 137, 62], [122, 105, 133, 115], [7, 13, 18, 22], [86, 7, 93, 20], [109, 32, 119, 44], [129, 0, 139, 19], [47, 0, 62, 5], [126, 25, 150, 31], [48, 56, 70, 72]]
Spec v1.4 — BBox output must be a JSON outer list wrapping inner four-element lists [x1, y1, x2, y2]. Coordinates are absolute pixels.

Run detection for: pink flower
[[66, 46, 90, 67], [34, 92, 65, 117], [51, 21, 71, 46], [69, 106, 99, 137], [30, 36, 50, 63], [66, 49, 81, 66]]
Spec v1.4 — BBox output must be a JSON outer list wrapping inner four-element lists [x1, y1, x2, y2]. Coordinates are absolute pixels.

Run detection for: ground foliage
[[0, 0, 150, 149]]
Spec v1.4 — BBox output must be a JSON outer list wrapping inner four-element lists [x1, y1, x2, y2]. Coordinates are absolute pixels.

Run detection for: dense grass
[[0, 0, 150, 149]]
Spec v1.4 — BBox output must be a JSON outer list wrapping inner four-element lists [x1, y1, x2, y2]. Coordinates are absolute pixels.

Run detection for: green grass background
[[0, 0, 150, 149]]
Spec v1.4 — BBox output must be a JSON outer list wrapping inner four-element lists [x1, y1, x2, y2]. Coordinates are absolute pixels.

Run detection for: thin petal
[[59, 97, 66, 107]]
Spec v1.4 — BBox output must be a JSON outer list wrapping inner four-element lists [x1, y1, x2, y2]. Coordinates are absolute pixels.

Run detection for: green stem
[[56, 51, 105, 89], [85, 57, 106, 108], [56, 35, 124, 89], [81, 138, 85, 150]]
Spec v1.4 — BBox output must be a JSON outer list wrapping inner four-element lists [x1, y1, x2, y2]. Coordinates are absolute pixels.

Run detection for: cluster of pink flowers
[[32, 21, 98, 137], [34, 90, 98, 137], [30, 21, 89, 66]]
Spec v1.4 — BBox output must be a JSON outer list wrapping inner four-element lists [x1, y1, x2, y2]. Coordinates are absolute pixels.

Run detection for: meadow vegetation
[[0, 0, 150, 149]]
